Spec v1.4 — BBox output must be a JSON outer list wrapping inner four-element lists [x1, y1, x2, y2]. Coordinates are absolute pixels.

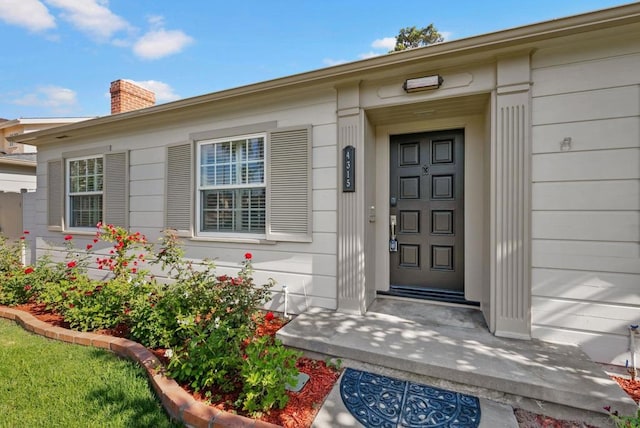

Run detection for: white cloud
[[44, 0, 129, 40], [323, 58, 347, 67], [133, 28, 193, 59], [371, 37, 396, 51], [358, 52, 381, 60], [12, 85, 78, 112], [126, 79, 180, 102], [146, 14, 165, 29], [0, 0, 56, 32]]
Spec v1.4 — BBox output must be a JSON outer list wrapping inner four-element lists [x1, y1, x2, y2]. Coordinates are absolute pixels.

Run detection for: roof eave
[[0, 158, 37, 167]]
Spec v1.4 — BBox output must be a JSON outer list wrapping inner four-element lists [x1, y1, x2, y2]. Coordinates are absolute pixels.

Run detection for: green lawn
[[0, 318, 180, 428]]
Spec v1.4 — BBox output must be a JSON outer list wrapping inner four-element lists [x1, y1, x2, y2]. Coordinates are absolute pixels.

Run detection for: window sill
[[189, 236, 276, 245], [61, 229, 97, 237]]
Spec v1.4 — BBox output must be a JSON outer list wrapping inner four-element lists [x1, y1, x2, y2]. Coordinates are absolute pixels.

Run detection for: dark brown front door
[[389, 130, 464, 292]]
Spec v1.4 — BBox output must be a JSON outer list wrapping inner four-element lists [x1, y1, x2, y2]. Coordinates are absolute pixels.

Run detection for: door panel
[[389, 130, 464, 292]]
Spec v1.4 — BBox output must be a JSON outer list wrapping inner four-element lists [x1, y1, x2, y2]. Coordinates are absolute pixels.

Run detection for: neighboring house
[[12, 4, 640, 365], [0, 117, 92, 155], [0, 153, 36, 193], [0, 117, 93, 240]]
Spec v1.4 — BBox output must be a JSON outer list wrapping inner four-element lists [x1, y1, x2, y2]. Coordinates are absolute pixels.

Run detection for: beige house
[[13, 4, 640, 366], [0, 117, 92, 155], [0, 118, 92, 239]]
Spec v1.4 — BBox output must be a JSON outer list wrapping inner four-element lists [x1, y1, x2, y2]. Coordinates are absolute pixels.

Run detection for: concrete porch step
[[276, 299, 638, 421]]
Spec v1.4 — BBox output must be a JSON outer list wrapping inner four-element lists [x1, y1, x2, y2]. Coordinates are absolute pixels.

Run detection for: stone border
[[0, 306, 280, 428]]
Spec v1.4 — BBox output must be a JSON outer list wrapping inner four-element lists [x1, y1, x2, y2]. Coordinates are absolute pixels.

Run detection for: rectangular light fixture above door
[[403, 75, 443, 92]]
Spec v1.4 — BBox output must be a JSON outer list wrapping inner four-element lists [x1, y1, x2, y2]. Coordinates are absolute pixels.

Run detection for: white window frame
[[196, 133, 267, 239], [65, 154, 104, 230]]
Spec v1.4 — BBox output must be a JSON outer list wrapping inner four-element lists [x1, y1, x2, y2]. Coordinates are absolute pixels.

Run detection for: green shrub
[[3, 226, 300, 416], [239, 335, 301, 415], [0, 254, 63, 306], [57, 277, 130, 331], [0, 234, 23, 274], [606, 406, 640, 427], [167, 316, 247, 393], [95, 223, 152, 281], [125, 281, 178, 348]]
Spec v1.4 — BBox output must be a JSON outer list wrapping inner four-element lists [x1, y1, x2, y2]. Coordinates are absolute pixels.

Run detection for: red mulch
[[514, 409, 598, 428], [612, 375, 640, 403], [11, 303, 340, 428], [15, 302, 69, 328], [514, 376, 640, 427], [262, 357, 340, 427]]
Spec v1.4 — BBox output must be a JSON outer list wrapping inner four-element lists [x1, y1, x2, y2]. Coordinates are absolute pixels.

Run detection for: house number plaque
[[343, 145, 355, 192]]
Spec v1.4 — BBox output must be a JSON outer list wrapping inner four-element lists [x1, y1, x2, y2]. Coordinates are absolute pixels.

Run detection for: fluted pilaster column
[[336, 82, 366, 314], [491, 53, 532, 338]]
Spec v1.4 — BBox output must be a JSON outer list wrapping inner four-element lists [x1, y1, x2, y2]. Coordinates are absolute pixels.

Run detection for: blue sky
[[0, 0, 631, 119]]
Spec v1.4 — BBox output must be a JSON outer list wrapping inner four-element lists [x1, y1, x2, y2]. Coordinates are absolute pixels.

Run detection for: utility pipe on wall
[[629, 325, 638, 381], [283, 285, 290, 319]]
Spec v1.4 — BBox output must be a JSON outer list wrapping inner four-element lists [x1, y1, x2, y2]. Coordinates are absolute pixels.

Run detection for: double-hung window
[[197, 134, 266, 236], [66, 155, 103, 228]]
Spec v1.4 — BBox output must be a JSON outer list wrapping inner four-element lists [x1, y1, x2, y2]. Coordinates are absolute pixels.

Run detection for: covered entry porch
[[334, 53, 533, 340], [277, 298, 637, 423]]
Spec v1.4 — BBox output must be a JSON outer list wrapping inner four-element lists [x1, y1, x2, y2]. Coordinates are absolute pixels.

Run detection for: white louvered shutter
[[266, 126, 312, 242], [103, 151, 129, 228], [47, 159, 63, 229], [166, 143, 193, 235]]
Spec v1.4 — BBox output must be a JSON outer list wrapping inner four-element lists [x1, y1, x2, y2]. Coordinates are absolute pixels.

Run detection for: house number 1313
[[343, 145, 355, 192]]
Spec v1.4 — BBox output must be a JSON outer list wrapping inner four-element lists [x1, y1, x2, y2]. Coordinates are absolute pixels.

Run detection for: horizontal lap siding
[[530, 41, 640, 364], [30, 94, 339, 313]]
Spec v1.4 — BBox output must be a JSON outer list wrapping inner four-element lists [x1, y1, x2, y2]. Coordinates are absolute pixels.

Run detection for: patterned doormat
[[340, 368, 481, 427]]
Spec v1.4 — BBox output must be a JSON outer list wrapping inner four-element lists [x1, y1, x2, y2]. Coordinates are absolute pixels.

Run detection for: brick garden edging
[[0, 306, 280, 428]]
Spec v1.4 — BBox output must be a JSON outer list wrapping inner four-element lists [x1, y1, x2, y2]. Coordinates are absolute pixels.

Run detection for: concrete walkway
[[277, 299, 638, 427]]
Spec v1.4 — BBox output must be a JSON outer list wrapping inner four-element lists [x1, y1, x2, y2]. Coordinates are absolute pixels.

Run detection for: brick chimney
[[110, 79, 155, 114]]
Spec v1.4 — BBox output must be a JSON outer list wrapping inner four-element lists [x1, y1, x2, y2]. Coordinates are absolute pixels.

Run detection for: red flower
[[19, 236, 25, 240], [24, 285, 32, 291], [265, 312, 275, 322], [232, 277, 242, 285], [64, 235, 73, 241], [67, 261, 77, 268], [86, 244, 93, 250], [93, 238, 99, 243], [68, 303, 75, 308], [244, 252, 252, 260], [131, 268, 137, 274], [23, 230, 30, 235], [24, 267, 34, 274], [217, 275, 228, 282]]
